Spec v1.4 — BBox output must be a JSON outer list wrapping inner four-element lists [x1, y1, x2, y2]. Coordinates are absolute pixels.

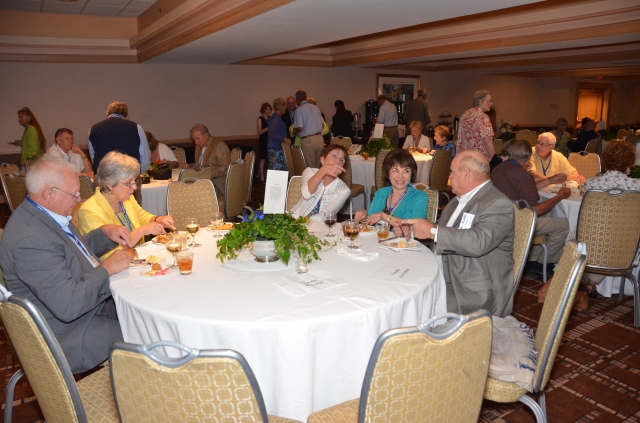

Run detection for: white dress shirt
[[376, 101, 398, 127]]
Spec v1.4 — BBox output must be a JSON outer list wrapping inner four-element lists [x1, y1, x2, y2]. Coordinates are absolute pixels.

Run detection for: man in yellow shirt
[[529, 132, 586, 184]]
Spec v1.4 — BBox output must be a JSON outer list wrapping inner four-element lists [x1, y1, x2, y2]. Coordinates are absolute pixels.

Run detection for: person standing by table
[[281, 96, 296, 132], [294, 90, 325, 168], [15, 107, 45, 166], [330, 100, 354, 139], [374, 94, 400, 148], [403, 88, 431, 136], [551, 117, 571, 157], [45, 128, 94, 178], [457, 90, 495, 161], [402, 121, 431, 152], [256, 102, 272, 183], [529, 132, 586, 184], [267, 98, 291, 172]]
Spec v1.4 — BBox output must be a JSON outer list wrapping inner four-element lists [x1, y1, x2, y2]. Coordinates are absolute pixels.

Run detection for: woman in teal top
[[16, 107, 45, 165], [354, 149, 428, 227]]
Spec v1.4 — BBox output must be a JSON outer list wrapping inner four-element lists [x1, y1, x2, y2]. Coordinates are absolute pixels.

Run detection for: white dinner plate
[[378, 238, 421, 252]]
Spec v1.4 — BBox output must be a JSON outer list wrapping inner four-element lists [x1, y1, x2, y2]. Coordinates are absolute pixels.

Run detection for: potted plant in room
[[216, 209, 328, 265]]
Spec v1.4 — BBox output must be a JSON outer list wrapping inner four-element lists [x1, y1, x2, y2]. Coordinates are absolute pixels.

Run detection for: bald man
[[396, 151, 515, 317]]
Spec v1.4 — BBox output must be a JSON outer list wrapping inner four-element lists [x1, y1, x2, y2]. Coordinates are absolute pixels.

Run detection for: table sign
[[372, 123, 384, 139], [264, 169, 288, 214], [275, 270, 348, 296], [368, 265, 418, 285]]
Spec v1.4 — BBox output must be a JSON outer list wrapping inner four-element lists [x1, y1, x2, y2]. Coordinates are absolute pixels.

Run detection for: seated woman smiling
[[78, 151, 176, 260], [354, 149, 428, 226]]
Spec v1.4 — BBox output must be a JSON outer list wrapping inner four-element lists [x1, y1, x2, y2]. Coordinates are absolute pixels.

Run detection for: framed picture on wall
[[376, 74, 421, 102]]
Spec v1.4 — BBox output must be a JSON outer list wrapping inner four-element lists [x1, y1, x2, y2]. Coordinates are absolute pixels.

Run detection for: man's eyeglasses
[[538, 143, 556, 148], [52, 187, 81, 200], [119, 181, 137, 189]]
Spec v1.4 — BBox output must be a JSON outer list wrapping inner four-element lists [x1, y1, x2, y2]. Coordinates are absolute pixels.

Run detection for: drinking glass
[[176, 251, 194, 275], [342, 219, 360, 249], [210, 212, 224, 238], [186, 217, 201, 247], [324, 212, 337, 237], [377, 221, 390, 241], [165, 233, 184, 268]]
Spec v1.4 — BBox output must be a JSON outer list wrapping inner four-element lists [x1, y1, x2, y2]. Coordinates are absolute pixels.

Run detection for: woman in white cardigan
[[402, 121, 432, 153]]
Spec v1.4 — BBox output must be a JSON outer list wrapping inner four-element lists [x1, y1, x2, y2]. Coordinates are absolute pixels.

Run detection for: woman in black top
[[331, 100, 354, 139], [257, 102, 272, 183]]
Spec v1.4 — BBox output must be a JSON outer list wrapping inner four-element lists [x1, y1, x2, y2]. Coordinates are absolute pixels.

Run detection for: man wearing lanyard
[[294, 90, 325, 168], [185, 123, 231, 195], [375, 94, 400, 148], [529, 132, 586, 184], [44, 127, 94, 178], [0, 157, 132, 374], [491, 139, 571, 280]]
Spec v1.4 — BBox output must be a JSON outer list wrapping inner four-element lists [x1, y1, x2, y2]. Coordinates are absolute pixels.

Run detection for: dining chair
[[425, 148, 452, 203], [230, 147, 243, 164], [282, 141, 295, 179], [576, 189, 640, 328], [0, 285, 118, 423], [414, 182, 438, 223], [1, 172, 27, 213], [70, 201, 86, 230], [493, 139, 504, 156], [308, 310, 493, 423], [0, 163, 20, 175], [515, 130, 538, 147], [370, 149, 390, 201], [511, 201, 537, 303], [109, 341, 302, 423], [224, 162, 246, 219], [484, 241, 587, 423], [169, 146, 186, 167], [167, 178, 219, 230], [78, 175, 95, 201], [616, 128, 634, 139], [338, 156, 365, 213], [291, 146, 307, 176], [244, 150, 256, 202], [178, 166, 211, 181], [330, 137, 352, 149], [286, 176, 302, 212], [584, 138, 601, 154], [568, 152, 601, 178]]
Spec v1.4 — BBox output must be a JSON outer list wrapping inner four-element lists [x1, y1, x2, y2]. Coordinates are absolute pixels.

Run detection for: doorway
[[574, 82, 612, 133]]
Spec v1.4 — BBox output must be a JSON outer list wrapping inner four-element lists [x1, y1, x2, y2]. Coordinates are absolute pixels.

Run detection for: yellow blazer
[[78, 188, 154, 260]]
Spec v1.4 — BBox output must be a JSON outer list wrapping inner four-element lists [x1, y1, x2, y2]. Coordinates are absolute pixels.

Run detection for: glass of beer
[[185, 217, 201, 247], [165, 233, 184, 268], [377, 221, 390, 241], [176, 251, 194, 275], [342, 219, 360, 249]]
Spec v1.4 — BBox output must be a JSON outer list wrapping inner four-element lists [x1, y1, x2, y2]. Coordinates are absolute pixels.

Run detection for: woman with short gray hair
[[78, 151, 175, 259], [458, 89, 495, 161]]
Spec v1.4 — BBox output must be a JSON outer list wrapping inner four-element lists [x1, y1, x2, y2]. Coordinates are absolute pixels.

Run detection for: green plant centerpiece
[[216, 210, 328, 265], [359, 135, 392, 159]]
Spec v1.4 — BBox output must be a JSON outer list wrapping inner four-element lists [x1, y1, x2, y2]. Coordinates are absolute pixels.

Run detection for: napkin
[[336, 244, 379, 261]]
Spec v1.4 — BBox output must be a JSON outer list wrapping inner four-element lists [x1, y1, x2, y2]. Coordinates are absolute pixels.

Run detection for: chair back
[[110, 341, 270, 423], [374, 149, 390, 191], [584, 138, 601, 154], [167, 178, 219, 230], [0, 288, 88, 423], [244, 151, 255, 202], [0, 163, 20, 175], [229, 147, 242, 164], [291, 146, 307, 176], [493, 139, 504, 156], [71, 201, 85, 229], [331, 137, 352, 148], [428, 148, 453, 192], [616, 128, 634, 139], [282, 142, 295, 179], [170, 146, 186, 167], [78, 175, 95, 201], [224, 162, 246, 218], [512, 201, 537, 299], [286, 176, 302, 212], [568, 152, 600, 178], [576, 189, 640, 270], [179, 166, 211, 181], [515, 130, 538, 147], [414, 183, 438, 223], [531, 241, 586, 393], [338, 156, 353, 188], [1, 172, 27, 212], [358, 310, 492, 423]]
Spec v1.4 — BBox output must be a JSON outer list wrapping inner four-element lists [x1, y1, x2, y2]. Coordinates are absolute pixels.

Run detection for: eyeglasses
[[119, 181, 137, 189], [538, 143, 556, 148], [328, 153, 346, 164], [52, 187, 81, 200]]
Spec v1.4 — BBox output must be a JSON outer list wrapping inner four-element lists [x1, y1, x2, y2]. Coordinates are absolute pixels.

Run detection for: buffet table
[[110, 221, 446, 421]]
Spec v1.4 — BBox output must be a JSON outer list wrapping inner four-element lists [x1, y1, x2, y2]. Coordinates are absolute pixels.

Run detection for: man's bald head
[[450, 150, 490, 196]]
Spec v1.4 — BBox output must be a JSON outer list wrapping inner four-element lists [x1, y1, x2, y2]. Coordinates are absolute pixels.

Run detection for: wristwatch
[[430, 224, 438, 239]]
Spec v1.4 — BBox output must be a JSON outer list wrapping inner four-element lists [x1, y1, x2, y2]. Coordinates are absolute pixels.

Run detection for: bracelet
[[387, 215, 392, 224], [152, 216, 158, 222]]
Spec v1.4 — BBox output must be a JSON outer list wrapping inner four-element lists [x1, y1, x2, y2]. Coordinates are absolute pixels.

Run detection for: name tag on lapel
[[458, 213, 475, 229]]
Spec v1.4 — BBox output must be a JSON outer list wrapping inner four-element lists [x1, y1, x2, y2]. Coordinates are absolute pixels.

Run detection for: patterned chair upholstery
[[79, 175, 95, 201], [230, 147, 243, 164], [169, 146, 186, 167], [414, 183, 438, 223], [569, 152, 601, 178], [167, 178, 219, 230], [282, 142, 295, 180], [616, 128, 633, 139], [179, 166, 211, 181], [584, 138, 601, 154], [71, 201, 85, 230], [484, 241, 587, 423], [308, 310, 493, 423], [330, 137, 352, 149], [109, 341, 301, 423], [0, 286, 118, 423], [0, 163, 20, 175], [511, 202, 536, 302], [286, 176, 302, 212], [291, 146, 306, 176], [370, 149, 390, 201], [1, 172, 27, 213], [224, 162, 246, 219], [515, 130, 538, 147], [244, 151, 256, 202], [425, 148, 452, 203], [576, 189, 640, 328]]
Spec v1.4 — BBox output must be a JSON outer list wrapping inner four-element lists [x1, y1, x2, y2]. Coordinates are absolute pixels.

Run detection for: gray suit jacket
[[0, 199, 122, 373], [403, 97, 431, 134], [436, 181, 514, 317]]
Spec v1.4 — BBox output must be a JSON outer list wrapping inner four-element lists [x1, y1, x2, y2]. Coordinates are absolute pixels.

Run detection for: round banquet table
[[538, 185, 637, 297], [110, 221, 446, 421], [139, 170, 181, 216], [349, 153, 432, 210]]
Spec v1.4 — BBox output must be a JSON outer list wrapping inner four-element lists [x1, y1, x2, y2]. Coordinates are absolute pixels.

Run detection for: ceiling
[[0, 0, 639, 79]]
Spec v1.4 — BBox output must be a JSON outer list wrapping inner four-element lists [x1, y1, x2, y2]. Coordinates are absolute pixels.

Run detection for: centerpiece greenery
[[359, 135, 392, 159], [216, 210, 328, 265]]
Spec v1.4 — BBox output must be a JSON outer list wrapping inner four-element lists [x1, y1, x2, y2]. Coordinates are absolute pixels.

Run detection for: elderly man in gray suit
[[0, 157, 132, 373], [396, 151, 514, 317]]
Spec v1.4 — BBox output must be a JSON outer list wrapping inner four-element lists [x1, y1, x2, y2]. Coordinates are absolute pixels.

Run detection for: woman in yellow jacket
[[16, 107, 45, 165], [78, 151, 175, 260]]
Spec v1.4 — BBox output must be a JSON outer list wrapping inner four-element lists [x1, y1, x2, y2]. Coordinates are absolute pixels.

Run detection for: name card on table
[[275, 270, 348, 296], [372, 123, 384, 139], [367, 265, 418, 286], [264, 170, 289, 214]]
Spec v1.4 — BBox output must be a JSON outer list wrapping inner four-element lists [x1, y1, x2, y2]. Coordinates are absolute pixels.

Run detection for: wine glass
[[165, 232, 184, 268], [185, 217, 201, 247], [210, 212, 224, 238], [342, 219, 360, 249], [324, 211, 337, 237]]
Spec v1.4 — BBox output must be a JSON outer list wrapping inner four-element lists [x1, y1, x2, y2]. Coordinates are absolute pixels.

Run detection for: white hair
[[26, 156, 79, 194], [537, 132, 557, 144]]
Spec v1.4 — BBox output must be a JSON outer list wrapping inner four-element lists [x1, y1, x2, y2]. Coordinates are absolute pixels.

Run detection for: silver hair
[[472, 90, 491, 107], [97, 151, 140, 192], [458, 153, 490, 178], [417, 88, 427, 98], [503, 139, 532, 161], [537, 132, 557, 144], [190, 124, 210, 136], [272, 97, 286, 113], [26, 156, 79, 194]]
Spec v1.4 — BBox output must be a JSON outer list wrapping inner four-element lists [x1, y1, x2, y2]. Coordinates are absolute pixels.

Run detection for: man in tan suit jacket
[[188, 124, 231, 195]]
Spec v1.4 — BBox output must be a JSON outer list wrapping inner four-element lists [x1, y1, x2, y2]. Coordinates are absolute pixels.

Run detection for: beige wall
[[1, 62, 638, 153]]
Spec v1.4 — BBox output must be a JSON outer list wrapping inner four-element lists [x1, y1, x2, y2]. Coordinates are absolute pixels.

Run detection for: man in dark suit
[[403, 88, 431, 135], [396, 151, 515, 317], [0, 157, 132, 373], [281, 96, 297, 132]]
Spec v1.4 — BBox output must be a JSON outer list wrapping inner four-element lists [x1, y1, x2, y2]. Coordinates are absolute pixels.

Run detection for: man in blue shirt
[[294, 90, 325, 168]]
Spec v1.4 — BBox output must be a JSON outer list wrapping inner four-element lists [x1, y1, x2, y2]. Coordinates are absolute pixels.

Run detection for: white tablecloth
[[139, 170, 180, 216], [538, 185, 637, 297], [110, 221, 446, 421], [349, 154, 432, 210]]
